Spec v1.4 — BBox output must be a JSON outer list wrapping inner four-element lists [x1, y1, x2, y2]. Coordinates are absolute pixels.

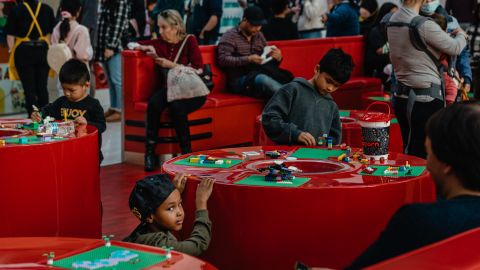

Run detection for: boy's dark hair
[[129, 174, 176, 223], [271, 0, 289, 15], [59, 0, 82, 42], [59, 59, 90, 85], [426, 101, 480, 191], [319, 48, 355, 84]]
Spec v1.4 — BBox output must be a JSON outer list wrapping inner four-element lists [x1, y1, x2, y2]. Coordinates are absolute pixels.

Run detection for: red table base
[[0, 124, 101, 238], [162, 146, 436, 270]]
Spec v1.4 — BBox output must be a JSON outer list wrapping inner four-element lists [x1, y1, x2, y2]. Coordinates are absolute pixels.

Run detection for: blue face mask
[[421, 0, 440, 15]]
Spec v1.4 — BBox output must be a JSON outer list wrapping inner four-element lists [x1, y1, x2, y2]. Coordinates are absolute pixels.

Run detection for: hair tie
[[61, 11, 72, 19]]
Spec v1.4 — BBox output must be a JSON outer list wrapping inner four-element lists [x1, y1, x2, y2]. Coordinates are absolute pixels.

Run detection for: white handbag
[[167, 35, 209, 102]]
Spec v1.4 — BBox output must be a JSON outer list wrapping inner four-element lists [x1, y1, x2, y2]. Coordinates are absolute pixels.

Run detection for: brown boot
[[104, 108, 115, 118], [106, 111, 121, 122]]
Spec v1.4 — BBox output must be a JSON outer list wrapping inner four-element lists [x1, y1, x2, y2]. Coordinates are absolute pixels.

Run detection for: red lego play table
[[0, 120, 101, 238], [0, 237, 218, 269], [162, 146, 436, 270]]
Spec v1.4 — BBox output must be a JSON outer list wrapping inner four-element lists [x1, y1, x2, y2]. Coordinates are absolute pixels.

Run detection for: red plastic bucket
[[359, 102, 391, 160]]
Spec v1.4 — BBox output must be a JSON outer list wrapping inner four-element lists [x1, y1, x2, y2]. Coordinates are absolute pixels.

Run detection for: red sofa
[[122, 36, 381, 155], [366, 228, 480, 270]]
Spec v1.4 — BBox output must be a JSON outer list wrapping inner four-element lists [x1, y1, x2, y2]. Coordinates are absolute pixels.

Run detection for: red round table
[[0, 237, 218, 269], [0, 122, 101, 238], [162, 146, 436, 270]]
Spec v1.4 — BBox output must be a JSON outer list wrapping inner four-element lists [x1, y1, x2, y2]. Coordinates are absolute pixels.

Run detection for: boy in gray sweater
[[262, 48, 354, 146]]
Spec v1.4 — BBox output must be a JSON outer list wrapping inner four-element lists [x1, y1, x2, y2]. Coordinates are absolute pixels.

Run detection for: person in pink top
[[51, 0, 93, 96], [52, 0, 93, 63]]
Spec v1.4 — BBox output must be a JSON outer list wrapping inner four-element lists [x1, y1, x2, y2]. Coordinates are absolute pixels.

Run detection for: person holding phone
[[133, 9, 205, 172]]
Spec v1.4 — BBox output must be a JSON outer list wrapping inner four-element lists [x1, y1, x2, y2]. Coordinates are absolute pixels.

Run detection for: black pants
[[146, 88, 206, 154], [14, 42, 50, 116], [393, 97, 444, 158]]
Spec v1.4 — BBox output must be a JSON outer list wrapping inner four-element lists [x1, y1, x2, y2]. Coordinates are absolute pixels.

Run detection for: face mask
[[421, 0, 440, 15]]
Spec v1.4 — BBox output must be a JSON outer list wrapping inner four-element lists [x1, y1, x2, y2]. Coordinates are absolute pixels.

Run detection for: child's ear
[[84, 81, 90, 89], [146, 214, 154, 224], [315, 65, 321, 74]]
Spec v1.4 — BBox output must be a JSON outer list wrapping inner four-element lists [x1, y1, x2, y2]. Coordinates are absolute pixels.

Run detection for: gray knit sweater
[[262, 78, 341, 145]]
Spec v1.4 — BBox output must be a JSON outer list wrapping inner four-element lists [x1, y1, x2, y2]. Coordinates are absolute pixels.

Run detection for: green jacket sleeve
[[140, 210, 212, 256]]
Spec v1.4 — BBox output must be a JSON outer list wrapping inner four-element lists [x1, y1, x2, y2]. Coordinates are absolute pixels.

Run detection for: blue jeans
[[234, 74, 283, 99], [299, 30, 323, 39], [253, 74, 283, 99], [102, 53, 122, 111]]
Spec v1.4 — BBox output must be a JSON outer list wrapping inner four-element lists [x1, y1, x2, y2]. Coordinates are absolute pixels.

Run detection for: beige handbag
[[166, 35, 209, 102]]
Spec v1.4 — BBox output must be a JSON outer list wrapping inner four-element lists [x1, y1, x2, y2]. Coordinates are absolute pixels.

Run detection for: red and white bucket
[[359, 102, 391, 160]]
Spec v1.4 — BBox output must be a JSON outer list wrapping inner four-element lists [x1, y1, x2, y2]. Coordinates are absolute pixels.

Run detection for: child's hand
[[31, 111, 42, 122], [172, 172, 188, 194], [195, 178, 215, 210], [298, 132, 316, 146], [74, 116, 87, 126]]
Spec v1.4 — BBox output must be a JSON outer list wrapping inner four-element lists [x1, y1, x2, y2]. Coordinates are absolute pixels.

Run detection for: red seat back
[[367, 228, 480, 270]]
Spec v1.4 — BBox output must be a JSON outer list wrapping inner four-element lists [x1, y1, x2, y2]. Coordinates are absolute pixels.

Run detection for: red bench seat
[[123, 36, 381, 155]]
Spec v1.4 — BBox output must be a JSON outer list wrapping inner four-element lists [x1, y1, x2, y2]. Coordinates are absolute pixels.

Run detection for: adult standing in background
[[387, 0, 467, 158], [364, 2, 398, 80], [359, 0, 379, 34], [262, 0, 299, 41], [78, 0, 98, 50], [96, 0, 130, 122], [187, 0, 223, 45], [128, 0, 147, 41], [322, 0, 360, 37], [151, 0, 185, 18], [297, 0, 328, 39], [5, 0, 56, 117]]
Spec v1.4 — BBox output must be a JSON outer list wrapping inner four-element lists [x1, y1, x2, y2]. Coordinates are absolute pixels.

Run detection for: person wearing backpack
[[51, 0, 93, 97], [5, 0, 56, 117], [384, 0, 468, 159]]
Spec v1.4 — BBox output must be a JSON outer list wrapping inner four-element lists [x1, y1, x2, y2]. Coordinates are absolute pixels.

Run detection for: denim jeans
[[102, 53, 122, 111], [299, 30, 323, 39], [252, 74, 283, 99], [234, 74, 283, 99]]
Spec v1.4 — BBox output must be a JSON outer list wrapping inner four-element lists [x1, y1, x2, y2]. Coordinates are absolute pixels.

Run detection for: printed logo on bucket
[[362, 141, 381, 148]]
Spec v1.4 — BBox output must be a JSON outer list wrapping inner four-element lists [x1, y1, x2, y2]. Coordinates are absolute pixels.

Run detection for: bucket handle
[[365, 101, 391, 118]]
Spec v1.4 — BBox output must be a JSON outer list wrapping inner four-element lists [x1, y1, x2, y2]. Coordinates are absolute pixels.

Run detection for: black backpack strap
[[409, 16, 445, 105], [380, 12, 395, 41], [408, 16, 443, 69]]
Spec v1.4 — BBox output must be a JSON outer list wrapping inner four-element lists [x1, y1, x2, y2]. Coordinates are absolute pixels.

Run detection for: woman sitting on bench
[[134, 9, 205, 171]]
